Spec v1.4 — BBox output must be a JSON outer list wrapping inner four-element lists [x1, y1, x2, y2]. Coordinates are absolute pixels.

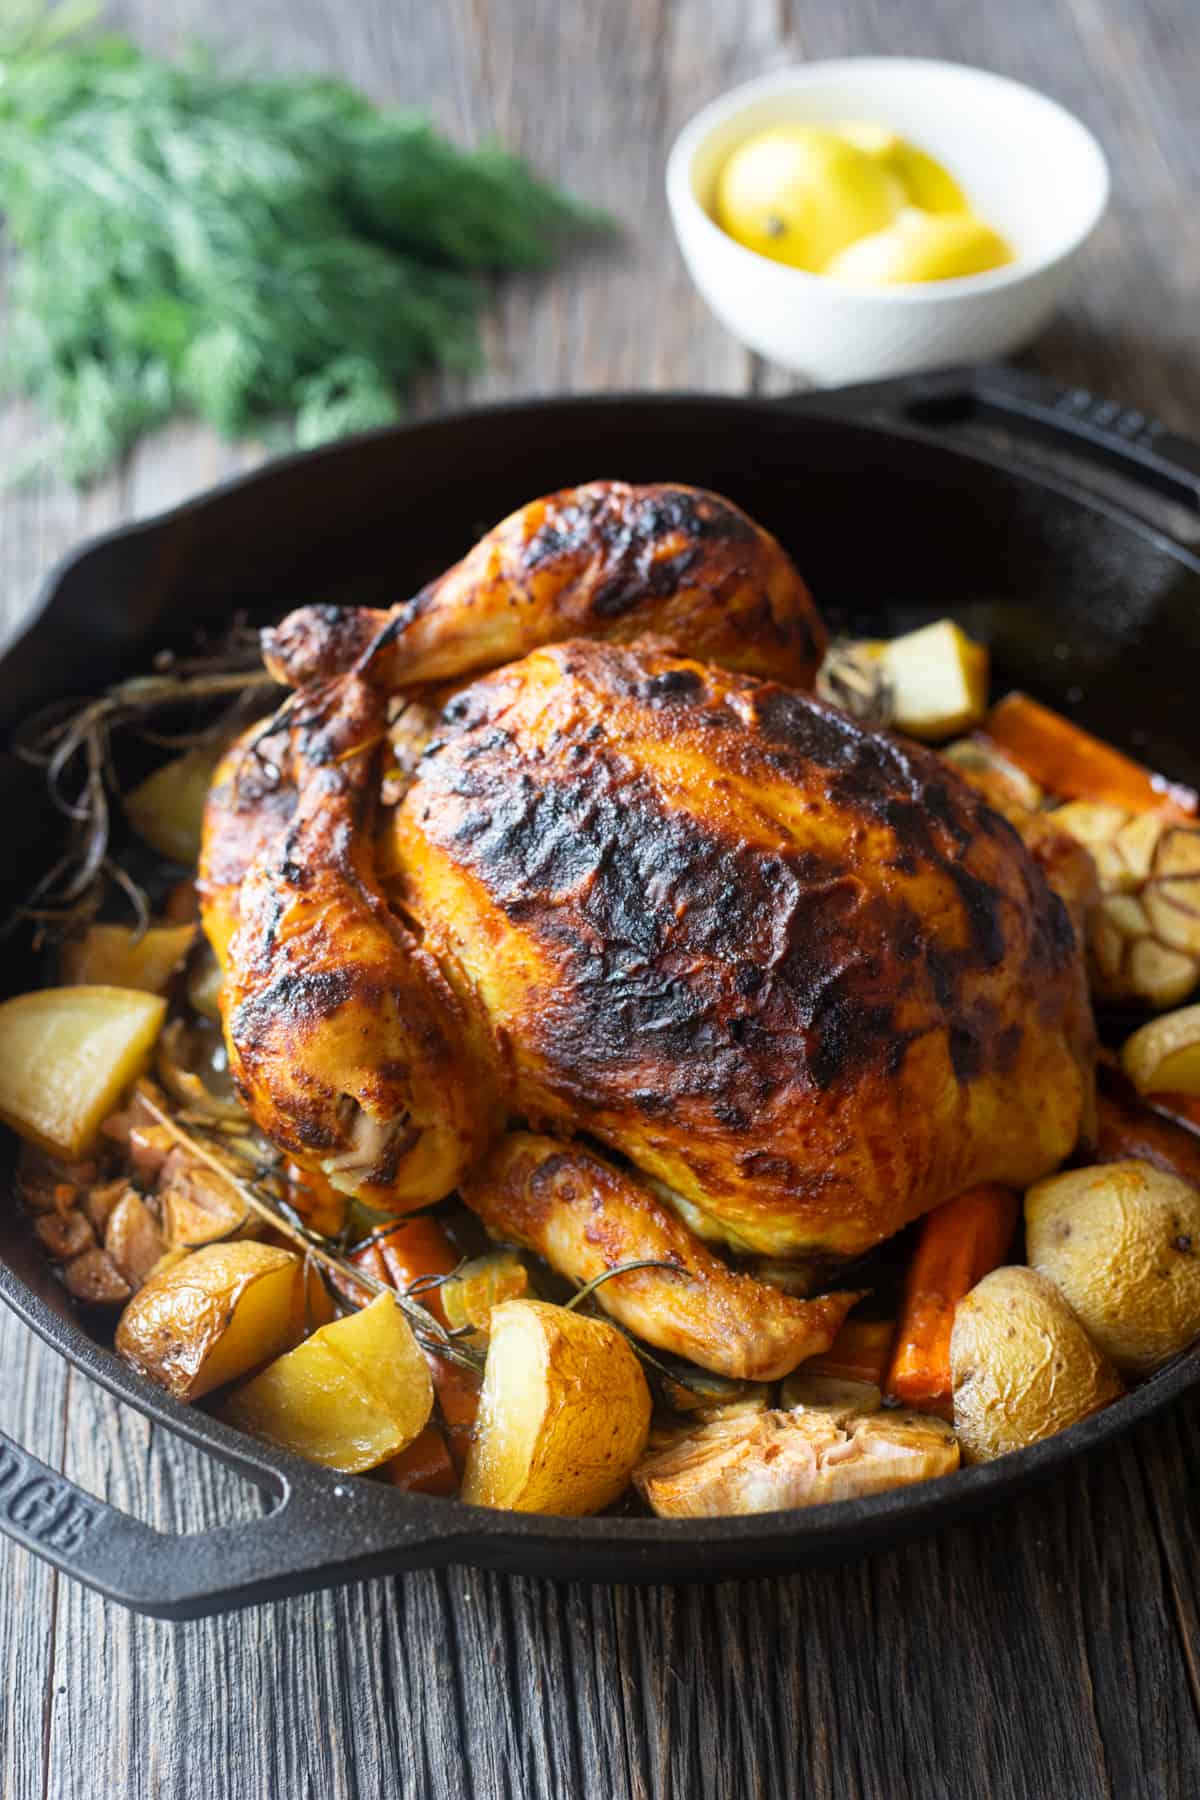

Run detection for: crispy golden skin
[[202, 481, 1094, 1296], [201, 677, 499, 1210], [262, 480, 826, 691], [387, 639, 1095, 1258], [461, 1133, 861, 1380]]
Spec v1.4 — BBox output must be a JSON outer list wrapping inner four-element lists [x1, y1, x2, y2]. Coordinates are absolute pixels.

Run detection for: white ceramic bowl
[[666, 58, 1110, 384]]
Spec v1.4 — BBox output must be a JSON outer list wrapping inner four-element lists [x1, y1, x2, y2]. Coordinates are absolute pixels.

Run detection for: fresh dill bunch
[[0, 8, 613, 480]]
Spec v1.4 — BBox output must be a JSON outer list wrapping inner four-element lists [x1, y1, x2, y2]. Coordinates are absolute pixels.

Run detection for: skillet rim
[[3, 385, 1199, 1587], [4, 385, 1200, 683]]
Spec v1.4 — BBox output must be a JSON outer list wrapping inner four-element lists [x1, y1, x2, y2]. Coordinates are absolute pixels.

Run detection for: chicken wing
[[262, 481, 826, 692]]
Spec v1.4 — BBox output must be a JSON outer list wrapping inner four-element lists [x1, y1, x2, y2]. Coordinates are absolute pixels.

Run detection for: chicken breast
[[387, 637, 1095, 1258]]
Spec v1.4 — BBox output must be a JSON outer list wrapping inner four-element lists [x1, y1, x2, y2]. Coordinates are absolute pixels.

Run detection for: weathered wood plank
[[2, 0, 1200, 1796], [0, 1311, 68, 1800]]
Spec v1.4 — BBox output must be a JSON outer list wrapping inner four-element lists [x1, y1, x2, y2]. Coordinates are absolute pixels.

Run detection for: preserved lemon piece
[[224, 1292, 434, 1472], [834, 122, 968, 213], [826, 208, 1013, 285], [1122, 1004, 1200, 1096], [0, 986, 166, 1159], [59, 922, 195, 995], [715, 125, 902, 270]]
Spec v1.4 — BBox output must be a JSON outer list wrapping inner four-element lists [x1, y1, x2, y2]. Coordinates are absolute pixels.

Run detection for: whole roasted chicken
[[199, 481, 1095, 1380]]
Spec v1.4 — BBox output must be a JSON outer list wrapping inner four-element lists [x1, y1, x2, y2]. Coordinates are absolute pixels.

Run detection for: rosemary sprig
[[7, 632, 279, 943], [562, 1259, 684, 1311]]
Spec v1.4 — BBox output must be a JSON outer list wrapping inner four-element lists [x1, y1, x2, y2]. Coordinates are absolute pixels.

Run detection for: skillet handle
[[800, 364, 1200, 514], [0, 1419, 466, 1619]]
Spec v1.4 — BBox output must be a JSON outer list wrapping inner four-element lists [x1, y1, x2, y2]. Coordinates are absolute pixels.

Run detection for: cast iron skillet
[[2, 364, 1199, 1619]]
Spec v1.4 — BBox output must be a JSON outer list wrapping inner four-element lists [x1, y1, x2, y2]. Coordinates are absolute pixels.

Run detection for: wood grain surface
[[2, 2, 1200, 1796]]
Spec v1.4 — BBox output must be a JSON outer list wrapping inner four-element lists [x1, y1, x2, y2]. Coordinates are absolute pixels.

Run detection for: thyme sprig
[[138, 1091, 486, 1375]]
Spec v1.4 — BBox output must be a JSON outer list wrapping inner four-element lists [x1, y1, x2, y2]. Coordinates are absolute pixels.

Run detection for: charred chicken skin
[[199, 480, 1094, 1376]]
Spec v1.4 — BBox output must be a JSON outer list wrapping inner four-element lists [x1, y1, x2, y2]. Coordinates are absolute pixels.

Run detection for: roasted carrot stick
[[351, 1215, 480, 1467], [804, 1317, 896, 1388], [978, 693, 1198, 821], [283, 1161, 349, 1239], [352, 1214, 460, 1324], [164, 878, 199, 923], [885, 1185, 1019, 1416], [384, 1423, 458, 1496], [1145, 1092, 1200, 1140]]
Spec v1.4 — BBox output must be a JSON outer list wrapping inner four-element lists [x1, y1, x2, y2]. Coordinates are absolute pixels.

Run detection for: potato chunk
[[224, 1293, 433, 1473], [124, 746, 224, 865], [59, 923, 195, 996], [0, 986, 166, 1159], [881, 619, 989, 740], [1026, 1160, 1200, 1375], [950, 1266, 1121, 1462], [116, 1240, 301, 1401], [461, 1299, 651, 1515], [635, 1407, 958, 1517], [1122, 1005, 1200, 1097]]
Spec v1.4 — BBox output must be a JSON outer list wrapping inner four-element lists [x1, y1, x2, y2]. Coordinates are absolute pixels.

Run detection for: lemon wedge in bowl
[[825, 208, 1014, 285], [715, 124, 903, 270], [833, 121, 969, 214]]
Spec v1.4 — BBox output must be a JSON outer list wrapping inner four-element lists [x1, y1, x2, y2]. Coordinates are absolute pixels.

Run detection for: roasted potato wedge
[[1026, 1160, 1200, 1376], [1122, 1005, 1200, 1097], [635, 1407, 958, 1517], [950, 1266, 1121, 1462], [115, 1240, 301, 1401], [0, 986, 166, 1159], [224, 1292, 433, 1473], [461, 1299, 651, 1515], [59, 923, 195, 996], [124, 746, 224, 865]]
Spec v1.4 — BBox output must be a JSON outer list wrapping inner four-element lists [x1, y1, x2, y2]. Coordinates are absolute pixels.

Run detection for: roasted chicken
[[199, 479, 1095, 1377]]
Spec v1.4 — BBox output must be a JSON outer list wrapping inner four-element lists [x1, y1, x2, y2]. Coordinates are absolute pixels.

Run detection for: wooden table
[[2, 3, 1199, 1795]]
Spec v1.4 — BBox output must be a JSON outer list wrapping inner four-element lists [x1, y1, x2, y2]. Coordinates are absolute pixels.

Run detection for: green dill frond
[[0, 7, 614, 481]]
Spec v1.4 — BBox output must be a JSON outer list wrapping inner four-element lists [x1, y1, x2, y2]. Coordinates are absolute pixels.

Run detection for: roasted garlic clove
[[1051, 803, 1200, 1010]]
